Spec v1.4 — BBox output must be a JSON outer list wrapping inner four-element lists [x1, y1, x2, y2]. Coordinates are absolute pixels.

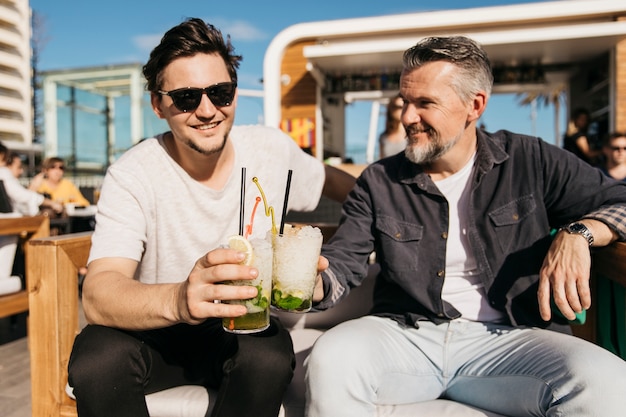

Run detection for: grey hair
[[402, 36, 493, 103]]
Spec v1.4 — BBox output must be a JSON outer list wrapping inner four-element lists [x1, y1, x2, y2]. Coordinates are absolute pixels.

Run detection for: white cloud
[[133, 34, 162, 53], [206, 18, 267, 42], [131, 18, 266, 55]]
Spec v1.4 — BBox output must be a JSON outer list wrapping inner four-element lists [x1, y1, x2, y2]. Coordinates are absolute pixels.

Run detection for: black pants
[[68, 317, 295, 417]]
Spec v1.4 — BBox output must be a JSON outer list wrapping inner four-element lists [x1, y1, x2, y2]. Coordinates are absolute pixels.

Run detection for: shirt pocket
[[375, 215, 423, 272], [488, 195, 537, 254]]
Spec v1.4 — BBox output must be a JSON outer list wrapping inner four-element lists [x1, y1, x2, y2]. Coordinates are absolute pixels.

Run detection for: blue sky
[[29, 0, 561, 164]]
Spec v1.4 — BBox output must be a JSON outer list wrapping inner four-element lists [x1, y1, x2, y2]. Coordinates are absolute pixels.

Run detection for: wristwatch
[[560, 222, 594, 246]]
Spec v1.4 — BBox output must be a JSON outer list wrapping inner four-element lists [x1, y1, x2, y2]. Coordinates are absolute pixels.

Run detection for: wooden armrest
[[591, 241, 626, 287], [27, 232, 92, 417], [0, 215, 50, 237], [571, 241, 626, 343], [0, 215, 50, 318], [0, 290, 28, 319]]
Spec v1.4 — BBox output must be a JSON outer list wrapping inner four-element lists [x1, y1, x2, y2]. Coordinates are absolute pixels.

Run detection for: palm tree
[[517, 84, 566, 147]]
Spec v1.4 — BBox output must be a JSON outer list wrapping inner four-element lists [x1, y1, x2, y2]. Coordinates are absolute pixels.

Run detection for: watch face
[[569, 223, 586, 233]]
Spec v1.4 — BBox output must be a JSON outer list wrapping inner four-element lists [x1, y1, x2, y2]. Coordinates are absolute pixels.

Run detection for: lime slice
[[227, 235, 254, 266]]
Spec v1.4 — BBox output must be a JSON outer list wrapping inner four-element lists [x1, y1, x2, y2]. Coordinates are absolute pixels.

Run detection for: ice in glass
[[271, 224, 323, 313]]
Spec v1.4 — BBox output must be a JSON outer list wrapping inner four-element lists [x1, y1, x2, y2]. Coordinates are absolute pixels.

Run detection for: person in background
[[0, 143, 63, 295], [0, 146, 22, 295], [29, 156, 90, 206], [6, 151, 24, 179], [306, 36, 626, 417], [563, 107, 601, 165], [68, 18, 355, 417], [600, 131, 626, 181], [378, 93, 407, 158], [0, 143, 63, 217]]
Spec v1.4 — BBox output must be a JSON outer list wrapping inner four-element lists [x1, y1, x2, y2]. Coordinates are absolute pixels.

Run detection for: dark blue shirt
[[319, 129, 626, 330]]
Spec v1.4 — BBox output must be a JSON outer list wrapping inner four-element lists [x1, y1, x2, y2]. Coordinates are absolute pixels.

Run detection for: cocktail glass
[[222, 237, 272, 333], [271, 224, 323, 313]]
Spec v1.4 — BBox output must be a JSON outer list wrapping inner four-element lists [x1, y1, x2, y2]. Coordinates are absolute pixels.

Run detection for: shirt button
[[395, 232, 401, 238], [437, 270, 445, 277], [512, 214, 519, 220], [437, 313, 445, 317], [441, 232, 448, 239]]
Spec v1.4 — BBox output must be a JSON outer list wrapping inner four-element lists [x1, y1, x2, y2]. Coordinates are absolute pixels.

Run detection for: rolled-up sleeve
[[583, 203, 626, 241]]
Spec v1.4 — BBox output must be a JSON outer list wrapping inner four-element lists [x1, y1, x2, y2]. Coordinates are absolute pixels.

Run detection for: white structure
[[40, 63, 146, 166], [263, 0, 626, 162], [0, 0, 38, 154]]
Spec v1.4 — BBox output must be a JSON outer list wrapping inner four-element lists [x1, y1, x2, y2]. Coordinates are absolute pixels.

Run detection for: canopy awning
[[302, 20, 626, 75]]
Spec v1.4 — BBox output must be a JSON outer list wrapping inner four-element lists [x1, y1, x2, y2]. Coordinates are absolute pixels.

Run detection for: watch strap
[[560, 222, 594, 246]]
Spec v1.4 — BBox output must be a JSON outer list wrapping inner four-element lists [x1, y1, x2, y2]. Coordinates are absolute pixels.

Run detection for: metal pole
[[70, 86, 77, 176]]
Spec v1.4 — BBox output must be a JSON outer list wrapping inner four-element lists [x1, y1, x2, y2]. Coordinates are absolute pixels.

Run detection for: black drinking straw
[[239, 167, 246, 236], [279, 170, 293, 234]]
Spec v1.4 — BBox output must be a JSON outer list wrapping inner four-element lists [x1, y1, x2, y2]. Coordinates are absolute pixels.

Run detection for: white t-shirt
[[89, 125, 325, 284], [435, 154, 505, 323], [0, 166, 43, 216]]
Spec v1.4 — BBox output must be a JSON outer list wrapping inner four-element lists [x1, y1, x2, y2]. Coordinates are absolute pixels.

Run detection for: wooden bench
[[0, 215, 49, 319], [26, 232, 626, 417]]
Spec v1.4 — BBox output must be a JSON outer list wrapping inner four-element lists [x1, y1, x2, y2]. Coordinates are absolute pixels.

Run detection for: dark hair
[[402, 36, 493, 103], [0, 141, 7, 164], [571, 107, 590, 120], [6, 151, 22, 166], [603, 131, 626, 147], [41, 156, 65, 170], [142, 18, 242, 93]]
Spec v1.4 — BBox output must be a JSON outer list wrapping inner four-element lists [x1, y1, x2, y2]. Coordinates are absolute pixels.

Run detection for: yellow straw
[[252, 177, 277, 235]]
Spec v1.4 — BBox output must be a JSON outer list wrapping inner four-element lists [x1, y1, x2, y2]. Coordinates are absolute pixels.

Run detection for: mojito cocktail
[[222, 237, 272, 333], [271, 224, 323, 313]]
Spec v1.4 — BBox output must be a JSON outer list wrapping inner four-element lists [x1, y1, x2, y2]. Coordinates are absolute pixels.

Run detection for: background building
[[0, 0, 40, 162]]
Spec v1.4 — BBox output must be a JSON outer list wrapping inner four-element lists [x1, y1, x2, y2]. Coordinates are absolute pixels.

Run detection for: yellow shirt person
[[29, 157, 90, 207]]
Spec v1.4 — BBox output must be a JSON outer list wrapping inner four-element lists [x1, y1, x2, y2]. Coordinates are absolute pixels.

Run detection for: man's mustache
[[406, 124, 431, 137]]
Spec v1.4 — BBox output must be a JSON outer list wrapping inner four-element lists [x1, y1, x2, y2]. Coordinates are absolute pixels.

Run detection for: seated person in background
[[562, 107, 602, 165], [29, 157, 90, 207], [306, 36, 626, 417], [6, 151, 24, 179], [0, 143, 63, 217], [378, 93, 407, 159], [0, 143, 62, 295], [0, 154, 21, 295], [68, 18, 355, 417], [600, 131, 626, 181]]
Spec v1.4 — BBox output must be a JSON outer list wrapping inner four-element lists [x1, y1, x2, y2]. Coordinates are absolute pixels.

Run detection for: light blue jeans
[[305, 316, 626, 417]]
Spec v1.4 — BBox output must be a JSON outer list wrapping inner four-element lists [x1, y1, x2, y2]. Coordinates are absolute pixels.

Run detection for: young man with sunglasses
[[67, 18, 355, 417]]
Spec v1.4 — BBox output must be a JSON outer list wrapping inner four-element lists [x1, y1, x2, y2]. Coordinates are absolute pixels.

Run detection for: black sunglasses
[[158, 81, 237, 112]]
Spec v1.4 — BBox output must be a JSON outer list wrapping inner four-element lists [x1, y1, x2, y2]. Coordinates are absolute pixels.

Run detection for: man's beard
[[185, 132, 229, 156], [404, 125, 456, 164]]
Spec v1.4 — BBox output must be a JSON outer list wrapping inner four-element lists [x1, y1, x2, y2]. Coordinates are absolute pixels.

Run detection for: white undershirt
[[434, 154, 505, 322]]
